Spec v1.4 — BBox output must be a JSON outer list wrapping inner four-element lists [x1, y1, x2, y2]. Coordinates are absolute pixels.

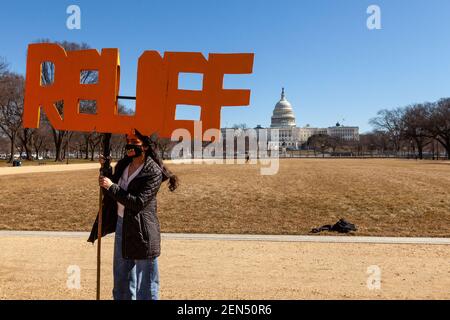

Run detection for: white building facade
[[224, 88, 360, 150], [220, 88, 359, 150]]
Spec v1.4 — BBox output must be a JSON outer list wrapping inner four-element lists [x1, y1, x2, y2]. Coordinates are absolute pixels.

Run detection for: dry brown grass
[[1, 159, 449, 237]]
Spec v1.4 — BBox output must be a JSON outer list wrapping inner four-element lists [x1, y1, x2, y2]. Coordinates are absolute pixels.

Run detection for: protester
[[88, 129, 178, 300]]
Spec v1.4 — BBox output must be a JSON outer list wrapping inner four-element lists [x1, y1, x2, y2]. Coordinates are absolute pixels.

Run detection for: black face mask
[[125, 144, 143, 158]]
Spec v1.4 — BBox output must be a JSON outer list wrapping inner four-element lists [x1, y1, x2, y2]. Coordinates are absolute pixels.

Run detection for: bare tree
[[18, 127, 34, 160], [369, 108, 405, 153], [360, 130, 392, 155], [0, 133, 9, 154], [69, 131, 85, 159], [88, 132, 102, 161], [0, 72, 25, 162], [307, 134, 335, 156], [0, 58, 7, 76], [402, 103, 433, 159], [110, 133, 126, 159], [31, 126, 51, 159], [157, 138, 175, 159], [431, 98, 450, 159]]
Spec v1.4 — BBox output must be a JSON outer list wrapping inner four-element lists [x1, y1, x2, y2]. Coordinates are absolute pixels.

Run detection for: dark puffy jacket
[[88, 155, 163, 259]]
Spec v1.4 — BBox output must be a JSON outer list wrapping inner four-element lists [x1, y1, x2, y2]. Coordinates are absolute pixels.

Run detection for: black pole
[[117, 95, 136, 101], [101, 133, 112, 176], [96, 133, 112, 300]]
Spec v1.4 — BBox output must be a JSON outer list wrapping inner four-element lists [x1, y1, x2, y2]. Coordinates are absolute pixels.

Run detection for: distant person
[[88, 129, 178, 300]]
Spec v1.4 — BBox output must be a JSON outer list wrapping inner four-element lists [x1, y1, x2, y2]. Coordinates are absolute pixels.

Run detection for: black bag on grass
[[311, 219, 357, 234]]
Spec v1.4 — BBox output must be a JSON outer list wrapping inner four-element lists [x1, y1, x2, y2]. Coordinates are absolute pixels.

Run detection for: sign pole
[[96, 133, 112, 300], [96, 182, 103, 300]]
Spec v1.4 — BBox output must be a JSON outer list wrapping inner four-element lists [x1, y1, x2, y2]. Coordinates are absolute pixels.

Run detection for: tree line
[[1, 40, 450, 161], [303, 102, 449, 159], [368, 101, 450, 159]]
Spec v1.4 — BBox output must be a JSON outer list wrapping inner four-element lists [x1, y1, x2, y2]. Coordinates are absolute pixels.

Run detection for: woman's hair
[[133, 129, 179, 192]]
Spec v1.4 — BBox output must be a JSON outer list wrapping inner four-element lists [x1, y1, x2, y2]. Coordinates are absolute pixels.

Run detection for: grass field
[[1, 159, 449, 237]]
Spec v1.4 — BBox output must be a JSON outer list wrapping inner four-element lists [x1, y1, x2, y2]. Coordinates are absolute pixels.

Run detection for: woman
[[88, 129, 178, 300]]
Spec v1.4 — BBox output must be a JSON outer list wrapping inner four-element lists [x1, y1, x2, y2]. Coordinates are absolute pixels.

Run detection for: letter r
[[23, 43, 68, 130]]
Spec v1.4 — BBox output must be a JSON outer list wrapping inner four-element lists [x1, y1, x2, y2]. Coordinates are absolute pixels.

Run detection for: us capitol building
[[254, 88, 359, 149]]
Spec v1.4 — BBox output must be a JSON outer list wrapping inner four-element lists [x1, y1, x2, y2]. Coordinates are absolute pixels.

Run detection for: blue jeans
[[113, 216, 160, 300]]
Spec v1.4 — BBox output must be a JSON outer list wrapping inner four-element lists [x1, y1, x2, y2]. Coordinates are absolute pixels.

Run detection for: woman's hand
[[99, 175, 113, 190]]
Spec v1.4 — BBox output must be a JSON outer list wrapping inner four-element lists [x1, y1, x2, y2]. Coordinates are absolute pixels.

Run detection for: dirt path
[[0, 163, 103, 176], [1, 235, 449, 300], [2, 230, 450, 245], [0, 160, 184, 176]]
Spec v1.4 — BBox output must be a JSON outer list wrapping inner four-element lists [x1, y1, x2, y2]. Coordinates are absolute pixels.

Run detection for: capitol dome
[[270, 88, 296, 128]]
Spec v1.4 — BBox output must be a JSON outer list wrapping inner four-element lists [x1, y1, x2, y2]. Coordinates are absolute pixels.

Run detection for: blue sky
[[1, 0, 450, 132]]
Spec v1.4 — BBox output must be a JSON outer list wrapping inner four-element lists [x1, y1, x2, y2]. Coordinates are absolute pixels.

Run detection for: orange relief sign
[[23, 43, 254, 140]]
